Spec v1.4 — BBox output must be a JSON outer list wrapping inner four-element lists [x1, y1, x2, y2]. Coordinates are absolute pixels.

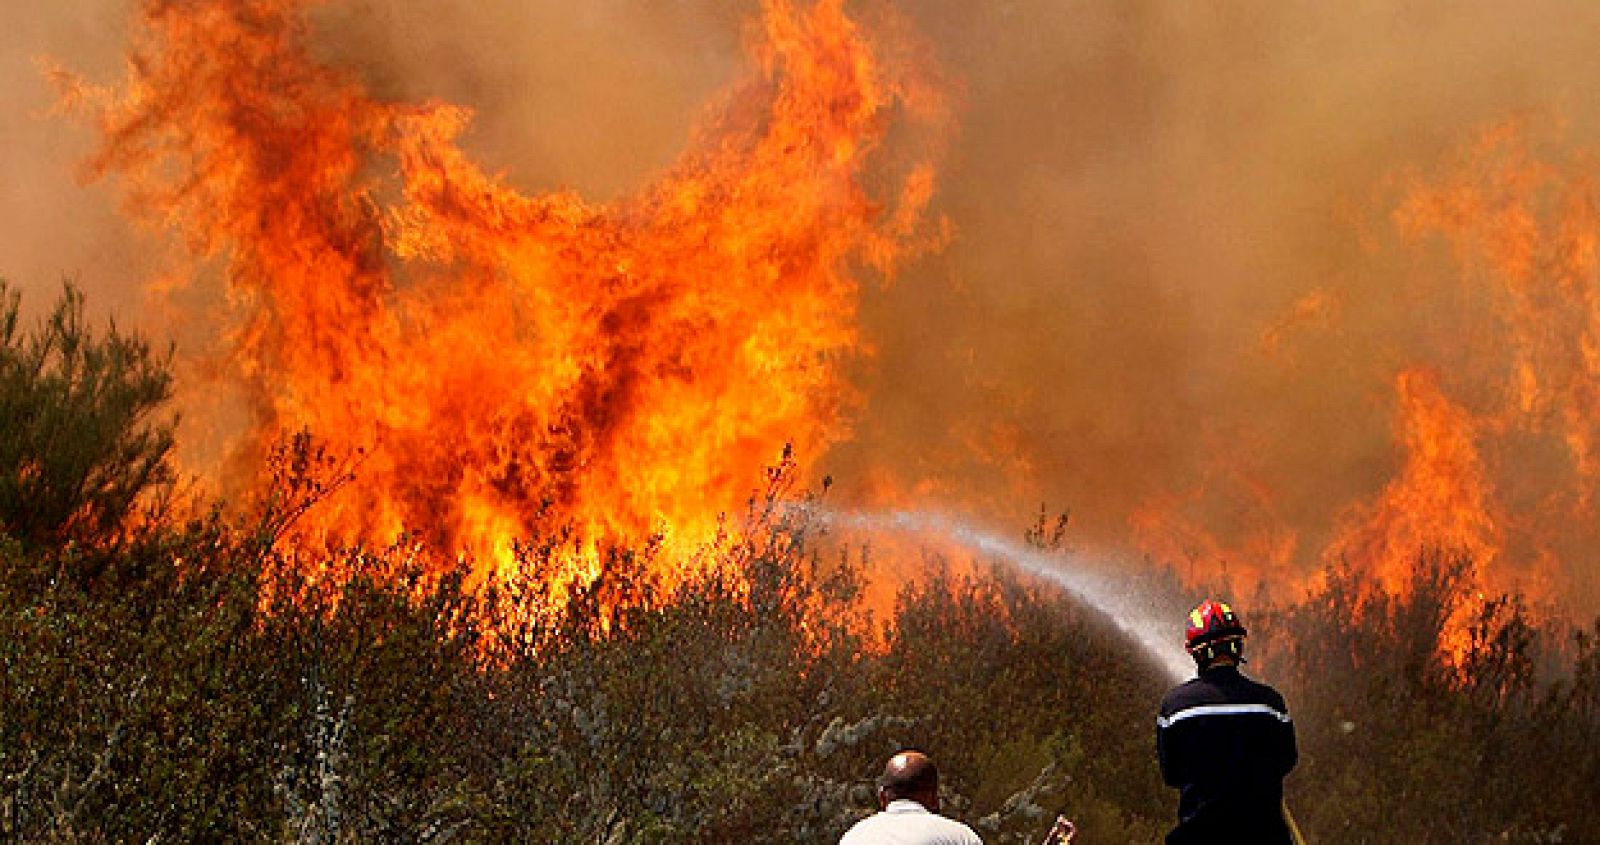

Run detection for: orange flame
[[66, 0, 946, 584], [1383, 121, 1600, 605], [1128, 436, 1299, 587], [1132, 122, 1598, 620], [1325, 368, 1500, 594]]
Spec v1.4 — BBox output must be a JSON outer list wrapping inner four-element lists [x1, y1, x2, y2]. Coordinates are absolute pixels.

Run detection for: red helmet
[[1185, 599, 1247, 662]]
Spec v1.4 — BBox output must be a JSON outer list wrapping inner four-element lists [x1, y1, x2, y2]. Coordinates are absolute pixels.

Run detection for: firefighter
[[1156, 599, 1298, 844]]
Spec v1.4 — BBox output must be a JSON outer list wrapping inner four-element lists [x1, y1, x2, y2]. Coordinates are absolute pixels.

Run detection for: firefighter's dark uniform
[[1156, 664, 1297, 845]]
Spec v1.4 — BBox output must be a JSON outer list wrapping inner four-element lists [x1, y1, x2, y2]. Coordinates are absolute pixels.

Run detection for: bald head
[[880, 750, 939, 810]]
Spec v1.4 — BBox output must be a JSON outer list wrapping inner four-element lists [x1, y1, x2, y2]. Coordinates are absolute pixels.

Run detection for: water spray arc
[[808, 506, 1193, 683]]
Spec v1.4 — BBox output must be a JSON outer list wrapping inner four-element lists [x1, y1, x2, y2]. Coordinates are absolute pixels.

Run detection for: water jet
[[808, 505, 1194, 683]]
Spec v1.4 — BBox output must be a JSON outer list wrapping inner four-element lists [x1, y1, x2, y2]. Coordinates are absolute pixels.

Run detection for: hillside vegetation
[[2, 282, 1596, 843]]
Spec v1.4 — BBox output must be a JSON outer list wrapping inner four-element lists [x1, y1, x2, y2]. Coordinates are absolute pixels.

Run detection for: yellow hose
[[1283, 802, 1308, 845]]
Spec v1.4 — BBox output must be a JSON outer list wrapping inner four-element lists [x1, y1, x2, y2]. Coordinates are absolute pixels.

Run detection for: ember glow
[[62, 0, 944, 582]]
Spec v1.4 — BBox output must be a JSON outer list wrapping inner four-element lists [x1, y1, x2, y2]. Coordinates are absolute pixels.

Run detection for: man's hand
[[1042, 815, 1076, 844]]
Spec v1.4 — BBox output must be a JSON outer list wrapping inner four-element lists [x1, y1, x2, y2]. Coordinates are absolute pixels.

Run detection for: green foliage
[[0, 280, 174, 551], [0, 514, 267, 839]]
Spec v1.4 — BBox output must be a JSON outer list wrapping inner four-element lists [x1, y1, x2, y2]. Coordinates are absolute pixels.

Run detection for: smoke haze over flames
[[3, 1, 1600, 617]]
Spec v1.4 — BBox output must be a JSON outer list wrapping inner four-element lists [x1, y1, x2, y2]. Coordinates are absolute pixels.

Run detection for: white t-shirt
[[838, 799, 984, 845]]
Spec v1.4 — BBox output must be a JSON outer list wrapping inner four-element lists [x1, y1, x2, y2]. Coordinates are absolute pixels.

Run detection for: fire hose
[[1284, 801, 1309, 845]]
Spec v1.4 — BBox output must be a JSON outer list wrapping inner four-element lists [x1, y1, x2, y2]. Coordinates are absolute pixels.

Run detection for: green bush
[[0, 280, 174, 554]]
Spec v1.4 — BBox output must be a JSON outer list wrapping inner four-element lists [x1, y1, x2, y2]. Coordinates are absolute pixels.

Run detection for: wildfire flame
[[1128, 436, 1299, 583], [62, 0, 945, 584], [1380, 121, 1598, 605], [1325, 367, 1500, 594], [1132, 123, 1599, 618], [1313, 122, 1600, 611], [54, 2, 1599, 629]]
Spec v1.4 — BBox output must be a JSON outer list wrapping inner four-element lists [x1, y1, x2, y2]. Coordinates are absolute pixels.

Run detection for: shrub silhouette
[[0, 280, 174, 553]]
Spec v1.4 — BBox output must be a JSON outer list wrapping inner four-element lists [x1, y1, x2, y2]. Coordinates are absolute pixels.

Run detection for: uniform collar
[[884, 799, 932, 814]]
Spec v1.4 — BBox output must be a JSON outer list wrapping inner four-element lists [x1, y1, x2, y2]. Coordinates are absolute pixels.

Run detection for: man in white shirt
[[838, 750, 984, 845]]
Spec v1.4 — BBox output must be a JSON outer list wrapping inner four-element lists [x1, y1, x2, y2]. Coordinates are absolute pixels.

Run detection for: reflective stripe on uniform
[[1156, 703, 1291, 729]]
